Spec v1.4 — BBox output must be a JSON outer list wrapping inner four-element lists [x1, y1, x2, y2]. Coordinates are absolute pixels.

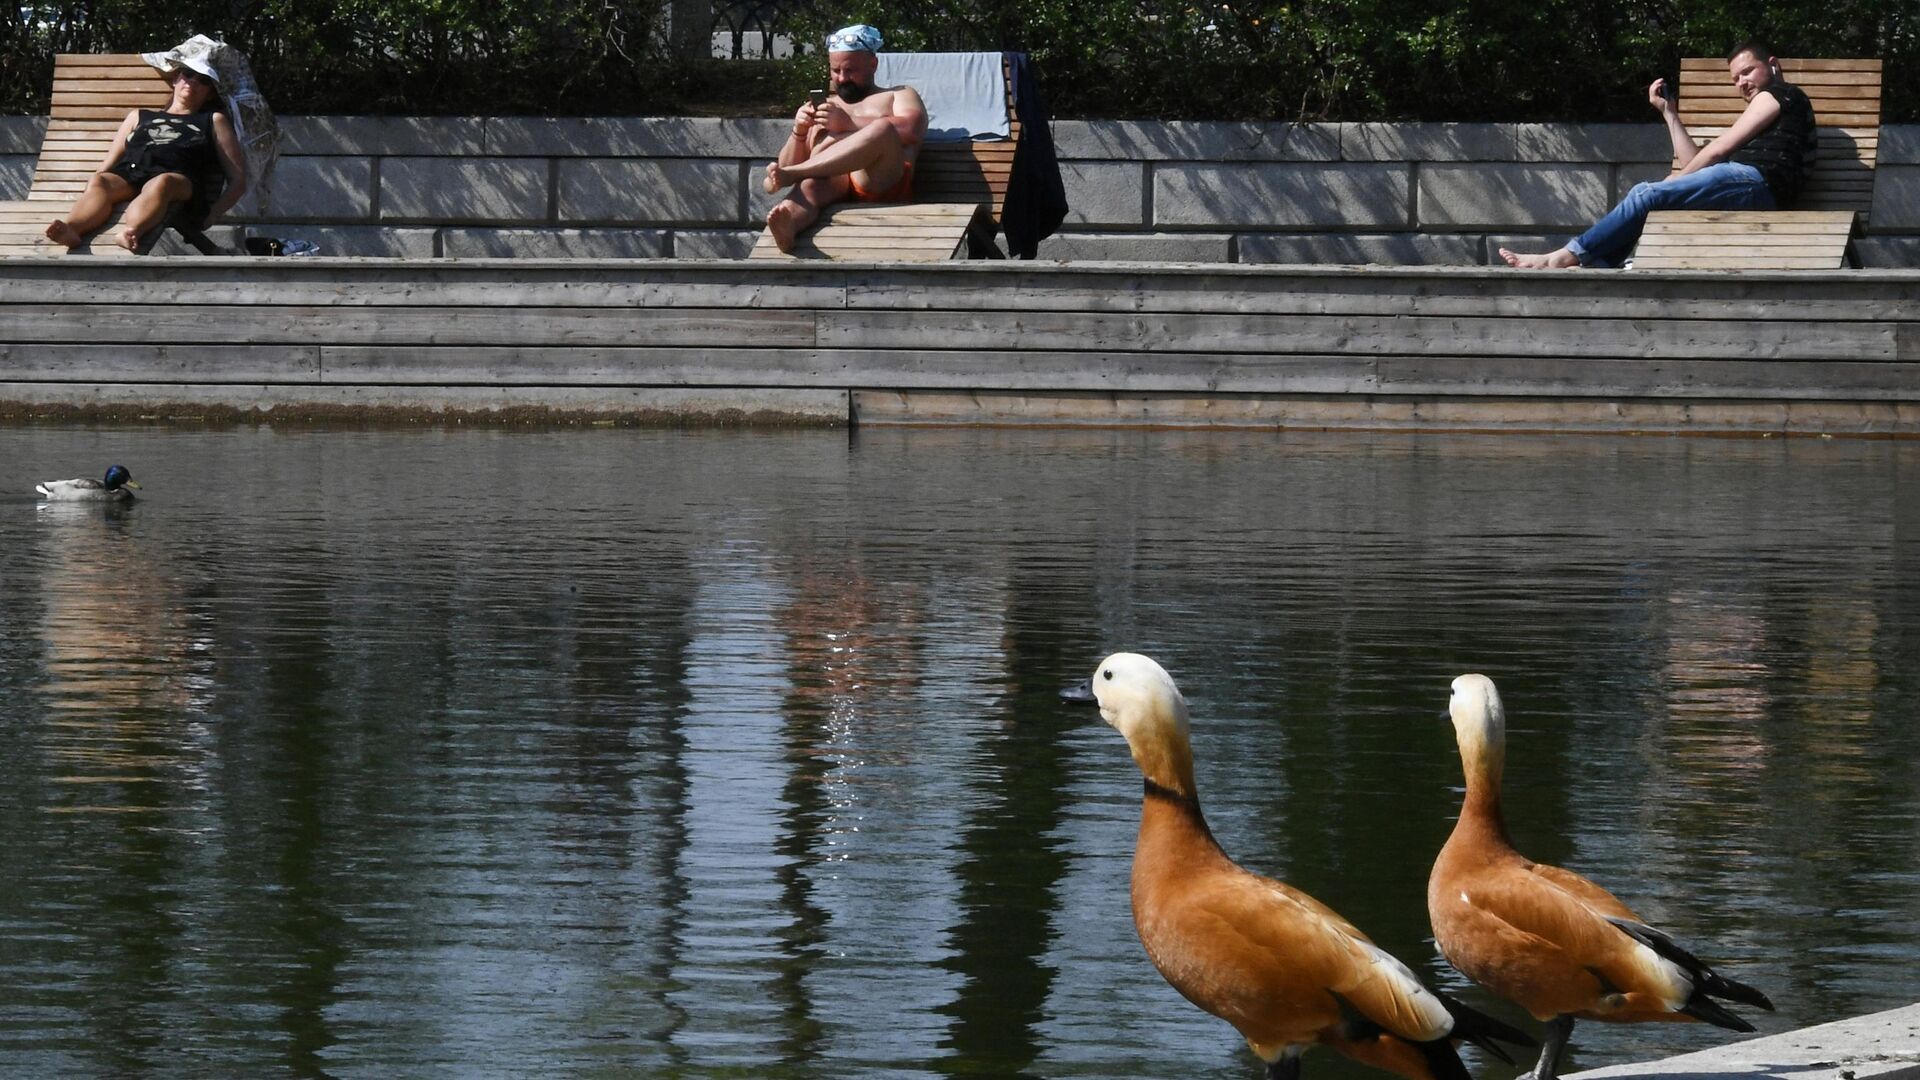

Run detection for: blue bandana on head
[[827, 24, 882, 53]]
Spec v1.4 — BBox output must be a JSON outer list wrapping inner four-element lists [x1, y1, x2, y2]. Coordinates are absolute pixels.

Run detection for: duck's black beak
[[1059, 680, 1097, 704]]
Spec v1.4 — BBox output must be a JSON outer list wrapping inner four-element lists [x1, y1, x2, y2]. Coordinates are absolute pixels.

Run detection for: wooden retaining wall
[[2, 259, 1916, 434]]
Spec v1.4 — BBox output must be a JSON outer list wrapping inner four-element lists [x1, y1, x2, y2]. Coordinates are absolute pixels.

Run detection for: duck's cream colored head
[[1447, 673, 1506, 786], [1088, 652, 1197, 797]]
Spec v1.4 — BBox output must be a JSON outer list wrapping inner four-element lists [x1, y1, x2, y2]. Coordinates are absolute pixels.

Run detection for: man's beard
[[836, 80, 872, 103]]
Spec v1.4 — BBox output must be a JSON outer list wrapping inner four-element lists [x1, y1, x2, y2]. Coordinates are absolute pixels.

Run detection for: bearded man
[[762, 24, 929, 253]]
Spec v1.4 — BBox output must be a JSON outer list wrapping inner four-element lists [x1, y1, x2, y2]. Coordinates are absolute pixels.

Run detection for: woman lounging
[[45, 57, 247, 252]]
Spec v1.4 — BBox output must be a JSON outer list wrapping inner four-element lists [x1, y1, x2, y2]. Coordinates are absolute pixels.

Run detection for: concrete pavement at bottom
[[1568, 1003, 1920, 1080]]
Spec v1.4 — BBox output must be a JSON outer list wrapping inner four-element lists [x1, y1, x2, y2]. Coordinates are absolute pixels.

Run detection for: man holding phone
[[763, 24, 929, 253], [1500, 39, 1816, 268]]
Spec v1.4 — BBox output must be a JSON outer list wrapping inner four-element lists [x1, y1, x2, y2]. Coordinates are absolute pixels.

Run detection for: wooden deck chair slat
[[1679, 57, 1879, 72], [53, 90, 174, 106], [53, 105, 159, 121], [1635, 57, 1878, 270], [57, 53, 158, 66], [1636, 256, 1847, 266], [1642, 221, 1861, 235], [1683, 82, 1880, 98], [1683, 111, 1880, 126], [1642, 210, 1858, 223]]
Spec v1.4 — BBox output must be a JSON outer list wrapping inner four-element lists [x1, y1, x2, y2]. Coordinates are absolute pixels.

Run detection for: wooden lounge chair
[[1632, 57, 1881, 270], [749, 56, 1018, 261], [0, 53, 225, 257]]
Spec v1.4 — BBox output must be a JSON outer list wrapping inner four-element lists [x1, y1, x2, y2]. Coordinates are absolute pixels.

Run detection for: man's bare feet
[[766, 201, 805, 253], [44, 220, 82, 248], [1498, 246, 1580, 269], [763, 162, 791, 195], [114, 227, 141, 252]]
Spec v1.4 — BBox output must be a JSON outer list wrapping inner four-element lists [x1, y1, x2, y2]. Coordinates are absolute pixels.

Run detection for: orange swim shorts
[[850, 161, 913, 203]]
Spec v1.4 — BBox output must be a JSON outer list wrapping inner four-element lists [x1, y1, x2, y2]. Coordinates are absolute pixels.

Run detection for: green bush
[[2, 0, 1913, 120]]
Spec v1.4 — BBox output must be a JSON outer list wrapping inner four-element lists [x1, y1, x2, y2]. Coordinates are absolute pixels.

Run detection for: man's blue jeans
[[1567, 162, 1774, 268]]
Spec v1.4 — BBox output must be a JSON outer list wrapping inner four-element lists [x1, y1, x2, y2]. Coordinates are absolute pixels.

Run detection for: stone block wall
[[2, 113, 1916, 264]]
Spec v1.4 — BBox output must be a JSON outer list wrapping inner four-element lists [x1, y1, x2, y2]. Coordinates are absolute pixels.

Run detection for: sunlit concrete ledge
[[1570, 1003, 1920, 1080], [2, 258, 1918, 434], [4, 117, 1918, 264]]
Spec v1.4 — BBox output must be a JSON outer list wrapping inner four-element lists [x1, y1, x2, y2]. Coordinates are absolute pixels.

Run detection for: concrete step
[[1570, 1003, 1920, 1080]]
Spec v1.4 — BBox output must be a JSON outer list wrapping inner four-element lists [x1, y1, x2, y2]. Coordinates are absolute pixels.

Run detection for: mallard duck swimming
[[36, 464, 141, 501], [1064, 653, 1533, 1080]]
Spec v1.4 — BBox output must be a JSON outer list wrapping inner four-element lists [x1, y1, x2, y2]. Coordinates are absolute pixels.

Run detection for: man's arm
[[778, 100, 820, 168], [1670, 89, 1782, 178], [1650, 79, 1699, 169], [888, 86, 929, 150]]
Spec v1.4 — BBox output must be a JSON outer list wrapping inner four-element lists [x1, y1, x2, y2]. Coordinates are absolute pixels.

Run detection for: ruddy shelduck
[[1065, 653, 1530, 1080], [1430, 674, 1774, 1080]]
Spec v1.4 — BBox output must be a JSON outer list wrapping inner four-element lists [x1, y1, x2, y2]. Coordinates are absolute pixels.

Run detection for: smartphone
[[808, 89, 827, 107], [1660, 77, 1678, 105]]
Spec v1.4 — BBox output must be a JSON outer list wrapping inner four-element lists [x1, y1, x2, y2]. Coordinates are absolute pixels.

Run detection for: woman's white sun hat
[[166, 53, 222, 86]]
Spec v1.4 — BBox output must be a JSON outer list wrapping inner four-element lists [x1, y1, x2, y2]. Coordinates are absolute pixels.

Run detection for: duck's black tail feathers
[[1437, 991, 1537, 1065], [1412, 1034, 1474, 1080], [1603, 916, 1775, 1029]]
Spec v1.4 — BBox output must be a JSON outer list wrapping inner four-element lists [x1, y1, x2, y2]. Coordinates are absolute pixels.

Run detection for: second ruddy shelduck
[[1430, 674, 1774, 1080], [1064, 653, 1531, 1080]]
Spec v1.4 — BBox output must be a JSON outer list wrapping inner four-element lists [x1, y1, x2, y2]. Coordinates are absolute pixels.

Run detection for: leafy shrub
[[2, 0, 1913, 120]]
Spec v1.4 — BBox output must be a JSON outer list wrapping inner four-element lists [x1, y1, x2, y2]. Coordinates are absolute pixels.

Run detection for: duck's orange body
[[1074, 654, 1530, 1080], [1429, 779, 1688, 1024], [1429, 675, 1772, 1080], [1134, 784, 1456, 1079]]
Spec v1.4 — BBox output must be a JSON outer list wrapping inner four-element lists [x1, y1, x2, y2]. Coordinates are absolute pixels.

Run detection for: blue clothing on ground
[[1567, 161, 1774, 267]]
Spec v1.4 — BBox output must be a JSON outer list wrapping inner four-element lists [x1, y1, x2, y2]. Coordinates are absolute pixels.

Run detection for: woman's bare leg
[[115, 173, 194, 251], [46, 172, 135, 247]]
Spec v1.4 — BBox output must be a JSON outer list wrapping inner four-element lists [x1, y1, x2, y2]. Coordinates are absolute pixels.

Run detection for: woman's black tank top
[[122, 110, 218, 178]]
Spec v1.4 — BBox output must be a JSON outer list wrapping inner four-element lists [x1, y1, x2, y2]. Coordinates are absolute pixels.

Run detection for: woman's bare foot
[[1498, 246, 1580, 269], [44, 220, 82, 248], [766, 201, 807, 253], [114, 227, 141, 252], [762, 162, 791, 194]]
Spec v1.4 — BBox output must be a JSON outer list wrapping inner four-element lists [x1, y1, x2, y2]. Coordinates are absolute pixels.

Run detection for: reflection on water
[[1, 425, 1917, 1079]]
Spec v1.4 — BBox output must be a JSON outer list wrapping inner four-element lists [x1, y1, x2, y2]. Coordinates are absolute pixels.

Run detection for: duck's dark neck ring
[[1143, 777, 1200, 809], [1141, 776, 1221, 851]]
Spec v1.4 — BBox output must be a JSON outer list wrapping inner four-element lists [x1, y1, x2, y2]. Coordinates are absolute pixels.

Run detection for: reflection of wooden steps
[[752, 55, 1018, 262], [1635, 57, 1879, 270], [749, 202, 989, 260], [0, 54, 211, 258]]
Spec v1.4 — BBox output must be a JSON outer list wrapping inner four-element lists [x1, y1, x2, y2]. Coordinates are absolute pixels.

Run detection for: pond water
[[0, 423, 1915, 1080]]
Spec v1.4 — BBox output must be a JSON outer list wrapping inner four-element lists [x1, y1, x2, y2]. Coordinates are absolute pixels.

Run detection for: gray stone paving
[[1570, 1004, 1920, 1080]]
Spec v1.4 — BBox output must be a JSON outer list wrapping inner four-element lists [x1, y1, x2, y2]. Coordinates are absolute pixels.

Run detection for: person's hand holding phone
[[812, 90, 856, 134], [794, 89, 828, 138], [1648, 77, 1677, 114]]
